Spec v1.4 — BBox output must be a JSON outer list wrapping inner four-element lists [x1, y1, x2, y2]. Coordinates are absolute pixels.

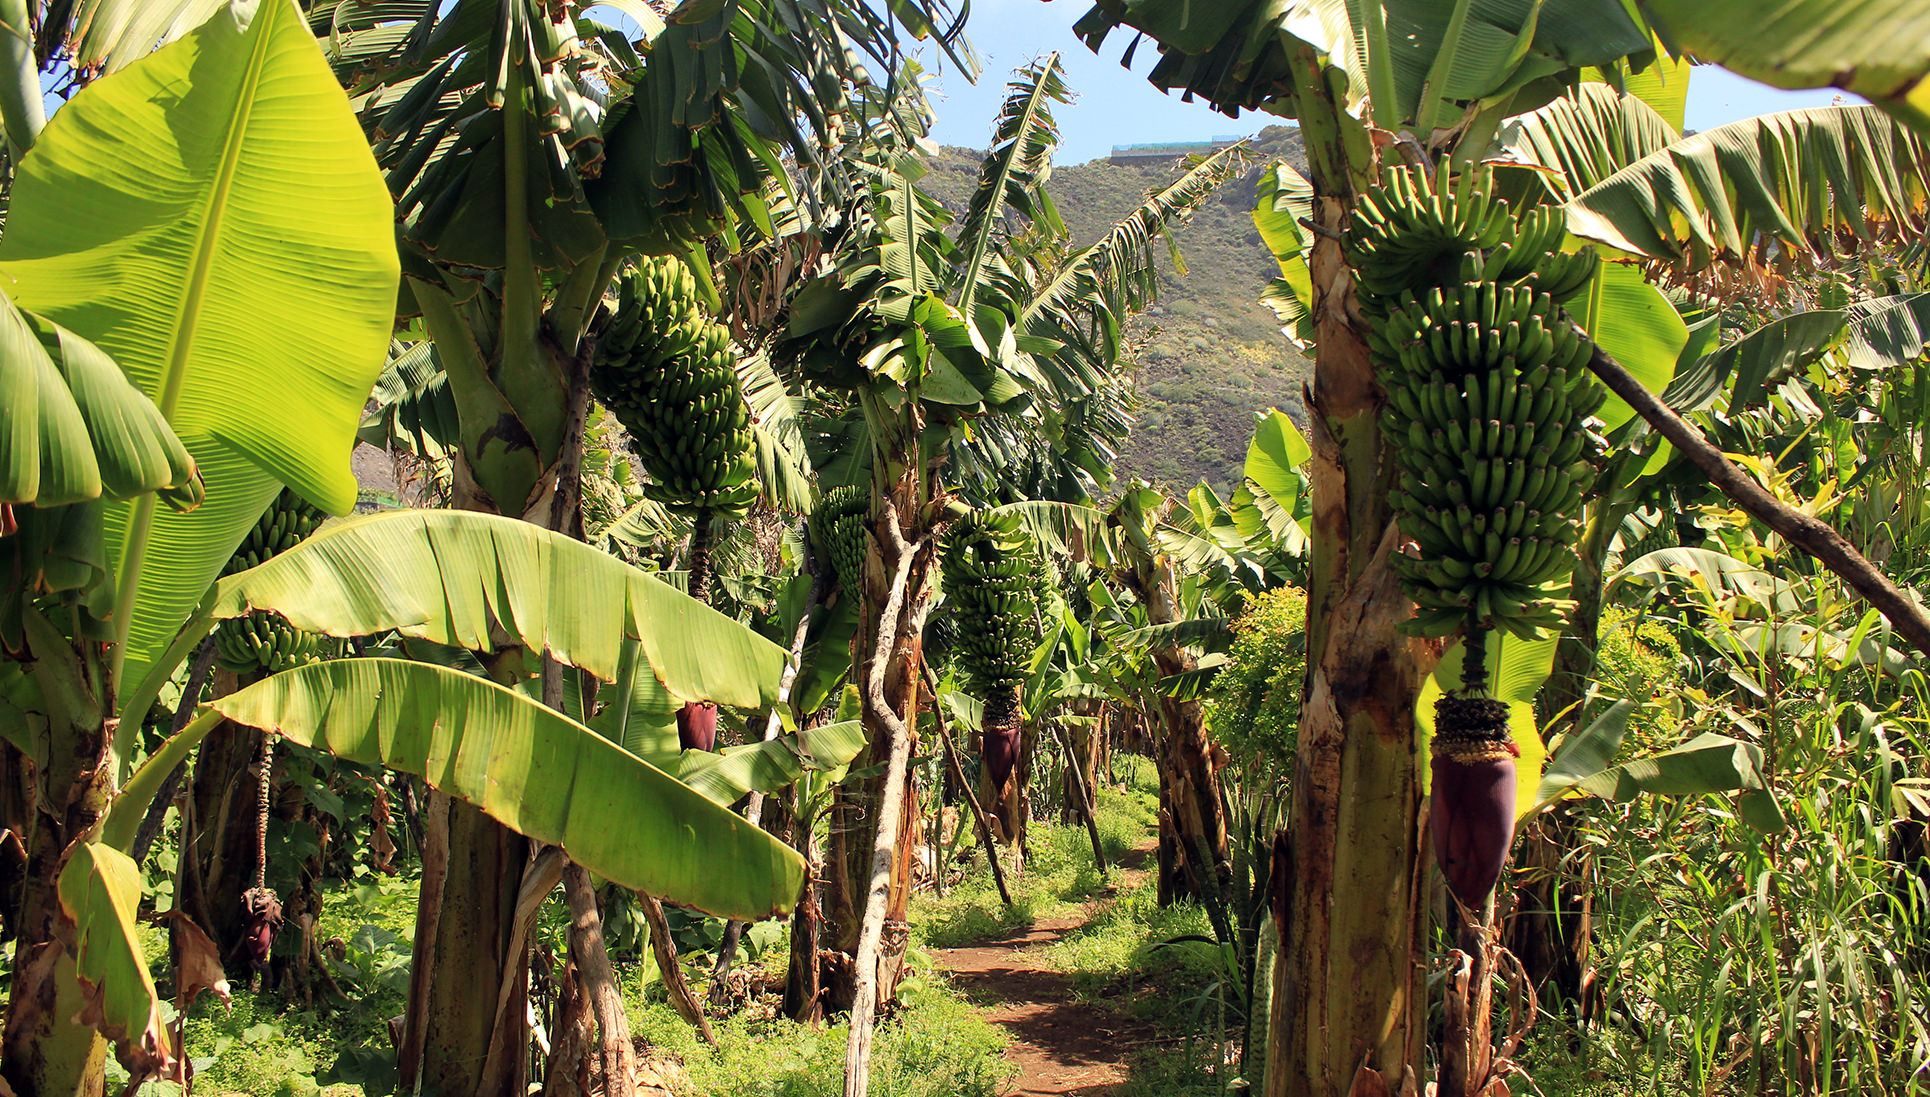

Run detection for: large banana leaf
[[109, 658, 807, 915], [0, 0, 398, 697], [82, 657, 805, 1073], [1564, 105, 1930, 269], [1643, 0, 1930, 134], [0, 292, 193, 507], [126, 509, 789, 724], [1493, 82, 1680, 202]]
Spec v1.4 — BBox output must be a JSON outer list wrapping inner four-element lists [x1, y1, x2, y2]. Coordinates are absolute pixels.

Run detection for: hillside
[[923, 125, 1312, 492]]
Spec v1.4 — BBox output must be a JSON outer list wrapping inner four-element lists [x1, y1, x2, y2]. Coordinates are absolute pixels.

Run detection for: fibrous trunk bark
[[1266, 124, 1431, 1096], [563, 865, 635, 1092], [824, 498, 930, 1009], [412, 795, 530, 1097], [2, 628, 115, 1097], [840, 498, 932, 1097], [176, 670, 261, 973], [783, 794, 825, 1023]]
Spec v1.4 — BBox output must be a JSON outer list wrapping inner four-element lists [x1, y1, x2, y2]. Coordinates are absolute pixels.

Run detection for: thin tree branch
[[1582, 337, 1930, 656], [922, 662, 1012, 906]]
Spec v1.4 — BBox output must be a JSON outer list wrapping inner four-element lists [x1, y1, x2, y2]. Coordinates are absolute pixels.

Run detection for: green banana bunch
[[939, 511, 1045, 693], [213, 488, 333, 676], [591, 257, 758, 518], [1360, 164, 1613, 907], [809, 484, 870, 593], [1358, 164, 1609, 648]]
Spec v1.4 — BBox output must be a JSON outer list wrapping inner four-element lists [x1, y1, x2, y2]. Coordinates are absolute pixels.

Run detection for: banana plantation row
[[4, 1, 1930, 1096]]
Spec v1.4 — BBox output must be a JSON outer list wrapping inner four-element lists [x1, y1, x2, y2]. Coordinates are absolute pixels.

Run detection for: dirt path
[[931, 846, 1159, 1096]]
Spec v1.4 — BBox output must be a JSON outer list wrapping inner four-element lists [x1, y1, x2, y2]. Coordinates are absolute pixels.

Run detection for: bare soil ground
[[930, 844, 1159, 1096]]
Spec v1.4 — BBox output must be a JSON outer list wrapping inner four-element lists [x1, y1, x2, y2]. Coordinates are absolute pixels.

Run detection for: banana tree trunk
[[1266, 114, 1431, 1096], [176, 670, 262, 973], [784, 787, 826, 1023], [1146, 667, 1228, 904], [2, 627, 114, 1097], [824, 495, 933, 1008], [979, 687, 1028, 851]]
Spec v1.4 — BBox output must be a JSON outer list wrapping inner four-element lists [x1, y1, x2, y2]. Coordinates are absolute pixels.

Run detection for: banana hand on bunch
[[213, 488, 334, 675], [590, 257, 759, 519], [809, 484, 871, 594]]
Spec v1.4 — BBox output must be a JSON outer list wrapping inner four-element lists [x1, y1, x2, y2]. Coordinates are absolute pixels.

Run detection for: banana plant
[[0, 4, 396, 1090], [338, 1, 968, 1087], [1066, 2, 1765, 1093], [770, 54, 1243, 1093], [6, 502, 812, 1090]]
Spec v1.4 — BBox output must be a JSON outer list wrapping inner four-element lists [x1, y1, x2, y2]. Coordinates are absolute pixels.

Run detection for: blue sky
[[908, 2, 1857, 164]]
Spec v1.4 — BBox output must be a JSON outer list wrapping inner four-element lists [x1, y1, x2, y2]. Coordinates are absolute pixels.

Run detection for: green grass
[[627, 978, 1012, 1097], [911, 762, 1161, 951]]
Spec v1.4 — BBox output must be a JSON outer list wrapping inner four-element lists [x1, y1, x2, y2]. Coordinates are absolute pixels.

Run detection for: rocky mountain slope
[[924, 124, 1313, 492]]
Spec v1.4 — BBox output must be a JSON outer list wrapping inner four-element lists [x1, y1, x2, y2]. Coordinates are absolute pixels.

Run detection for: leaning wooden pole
[[844, 505, 922, 1097], [1054, 722, 1108, 877], [711, 531, 830, 1005], [924, 663, 1012, 906], [1583, 337, 1930, 655]]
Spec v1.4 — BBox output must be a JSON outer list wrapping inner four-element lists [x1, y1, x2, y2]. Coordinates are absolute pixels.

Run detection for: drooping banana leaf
[[38, 0, 227, 74], [106, 658, 807, 917], [1492, 81, 1680, 203], [1564, 105, 1930, 270], [0, 0, 398, 704], [0, 292, 194, 508], [735, 351, 816, 513], [1073, 0, 1650, 135], [56, 843, 170, 1077], [123, 509, 790, 730], [672, 719, 869, 806], [1642, 0, 1930, 135], [85, 656, 807, 1072], [1556, 728, 1785, 832]]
